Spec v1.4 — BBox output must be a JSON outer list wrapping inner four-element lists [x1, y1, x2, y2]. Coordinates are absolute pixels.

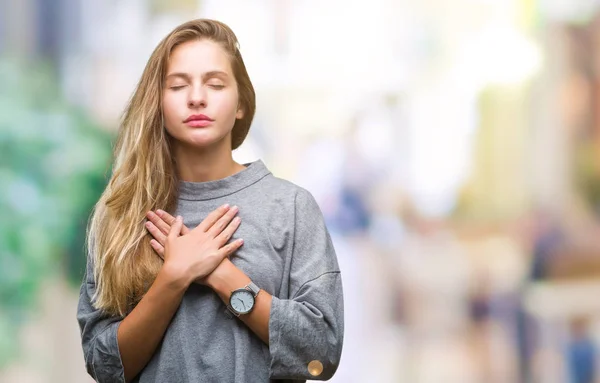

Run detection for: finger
[[168, 216, 183, 241], [145, 221, 167, 245], [206, 206, 239, 237], [156, 209, 191, 235], [150, 239, 165, 259], [194, 204, 231, 233], [214, 216, 241, 246], [217, 238, 244, 258], [146, 211, 170, 235]]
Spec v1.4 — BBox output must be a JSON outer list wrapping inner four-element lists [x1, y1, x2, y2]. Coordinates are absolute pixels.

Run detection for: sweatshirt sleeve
[[268, 188, 344, 380], [77, 254, 126, 383]]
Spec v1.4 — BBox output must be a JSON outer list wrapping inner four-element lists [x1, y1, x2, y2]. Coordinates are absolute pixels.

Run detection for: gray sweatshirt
[[77, 160, 344, 382]]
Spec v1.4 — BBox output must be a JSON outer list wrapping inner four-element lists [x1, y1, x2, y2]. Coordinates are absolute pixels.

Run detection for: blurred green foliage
[[0, 58, 113, 368]]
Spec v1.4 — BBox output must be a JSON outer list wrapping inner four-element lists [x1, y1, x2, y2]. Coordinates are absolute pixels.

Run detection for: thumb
[[168, 216, 183, 240]]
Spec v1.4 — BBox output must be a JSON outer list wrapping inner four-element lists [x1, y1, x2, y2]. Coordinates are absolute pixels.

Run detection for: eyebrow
[[165, 71, 230, 81]]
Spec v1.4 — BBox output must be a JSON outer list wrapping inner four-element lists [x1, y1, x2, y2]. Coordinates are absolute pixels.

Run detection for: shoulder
[[261, 174, 317, 205], [261, 176, 327, 232]]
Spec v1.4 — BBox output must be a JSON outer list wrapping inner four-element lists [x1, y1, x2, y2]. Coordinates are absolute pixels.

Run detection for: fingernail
[[234, 217, 241, 224], [156, 209, 164, 215], [145, 221, 151, 227], [231, 205, 239, 213], [237, 238, 244, 244], [222, 203, 230, 209], [177, 215, 182, 221]]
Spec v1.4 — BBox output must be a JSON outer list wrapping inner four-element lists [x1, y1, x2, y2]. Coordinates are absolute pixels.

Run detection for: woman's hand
[[145, 205, 243, 286], [145, 209, 190, 257]]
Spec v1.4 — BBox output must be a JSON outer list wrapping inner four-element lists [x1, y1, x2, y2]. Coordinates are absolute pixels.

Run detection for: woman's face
[[162, 39, 243, 151]]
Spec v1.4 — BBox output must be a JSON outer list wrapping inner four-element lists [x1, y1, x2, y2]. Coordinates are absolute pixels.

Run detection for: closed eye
[[169, 85, 187, 90], [209, 84, 225, 90]]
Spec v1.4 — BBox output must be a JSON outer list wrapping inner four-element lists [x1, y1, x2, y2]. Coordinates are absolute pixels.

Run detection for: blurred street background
[[2, 0, 600, 382]]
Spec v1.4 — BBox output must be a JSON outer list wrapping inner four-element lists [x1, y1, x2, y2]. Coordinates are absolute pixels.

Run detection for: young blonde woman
[[77, 19, 344, 383]]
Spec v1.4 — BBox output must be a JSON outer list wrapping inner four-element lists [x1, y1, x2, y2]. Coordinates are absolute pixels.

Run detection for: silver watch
[[227, 281, 260, 316]]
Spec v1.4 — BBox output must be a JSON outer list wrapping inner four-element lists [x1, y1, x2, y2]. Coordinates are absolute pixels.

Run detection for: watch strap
[[246, 281, 260, 296]]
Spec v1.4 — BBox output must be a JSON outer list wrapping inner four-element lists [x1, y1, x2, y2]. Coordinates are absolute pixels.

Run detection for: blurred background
[[2, 0, 600, 382]]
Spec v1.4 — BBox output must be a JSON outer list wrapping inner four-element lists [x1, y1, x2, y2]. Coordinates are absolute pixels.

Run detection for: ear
[[236, 105, 244, 120]]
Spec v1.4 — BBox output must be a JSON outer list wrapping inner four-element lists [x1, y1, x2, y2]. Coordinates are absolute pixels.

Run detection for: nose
[[187, 83, 207, 109]]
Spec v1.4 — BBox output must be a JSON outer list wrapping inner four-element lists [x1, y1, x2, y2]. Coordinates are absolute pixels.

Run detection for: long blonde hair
[[87, 19, 256, 317]]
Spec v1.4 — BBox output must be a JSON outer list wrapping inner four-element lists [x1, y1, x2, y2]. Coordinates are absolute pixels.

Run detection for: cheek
[[162, 95, 180, 123], [161, 99, 183, 139], [215, 92, 240, 117]]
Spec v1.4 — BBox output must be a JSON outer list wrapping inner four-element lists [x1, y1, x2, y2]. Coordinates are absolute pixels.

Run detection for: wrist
[[159, 262, 192, 291], [205, 258, 235, 291], [206, 259, 250, 299]]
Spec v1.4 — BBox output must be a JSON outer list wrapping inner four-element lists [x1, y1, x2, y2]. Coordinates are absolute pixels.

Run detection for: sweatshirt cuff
[[268, 296, 338, 380], [87, 321, 126, 383]]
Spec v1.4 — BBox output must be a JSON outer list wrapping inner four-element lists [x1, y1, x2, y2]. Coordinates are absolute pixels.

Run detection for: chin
[[183, 132, 227, 149], [185, 138, 218, 149]]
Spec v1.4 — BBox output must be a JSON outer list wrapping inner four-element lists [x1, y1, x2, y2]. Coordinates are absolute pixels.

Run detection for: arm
[[265, 188, 344, 380], [78, 250, 189, 383], [206, 259, 343, 381], [116, 267, 189, 382], [77, 258, 126, 383], [206, 259, 272, 344], [78, 205, 242, 382], [268, 272, 343, 380]]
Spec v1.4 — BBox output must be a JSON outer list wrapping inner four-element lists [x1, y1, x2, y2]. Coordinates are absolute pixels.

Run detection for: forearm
[[117, 267, 189, 382], [207, 259, 272, 344]]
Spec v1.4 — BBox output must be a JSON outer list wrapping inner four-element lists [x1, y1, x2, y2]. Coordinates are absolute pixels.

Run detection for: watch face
[[230, 290, 254, 314]]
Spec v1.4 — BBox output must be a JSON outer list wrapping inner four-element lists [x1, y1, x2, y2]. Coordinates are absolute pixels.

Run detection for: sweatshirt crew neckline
[[177, 160, 271, 201]]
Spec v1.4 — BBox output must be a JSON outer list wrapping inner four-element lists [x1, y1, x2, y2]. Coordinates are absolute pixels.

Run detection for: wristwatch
[[227, 281, 260, 316]]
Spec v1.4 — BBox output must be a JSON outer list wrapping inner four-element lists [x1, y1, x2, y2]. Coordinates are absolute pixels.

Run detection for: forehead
[[166, 39, 233, 75]]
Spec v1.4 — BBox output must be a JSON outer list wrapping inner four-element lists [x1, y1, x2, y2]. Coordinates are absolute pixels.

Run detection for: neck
[[173, 139, 245, 182]]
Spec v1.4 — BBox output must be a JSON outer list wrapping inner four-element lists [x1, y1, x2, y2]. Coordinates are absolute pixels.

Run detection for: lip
[[186, 119, 213, 127], [184, 114, 214, 128], [184, 114, 214, 122]]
